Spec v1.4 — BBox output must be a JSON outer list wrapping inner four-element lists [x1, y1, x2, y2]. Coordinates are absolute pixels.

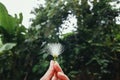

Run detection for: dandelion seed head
[[47, 43, 64, 57]]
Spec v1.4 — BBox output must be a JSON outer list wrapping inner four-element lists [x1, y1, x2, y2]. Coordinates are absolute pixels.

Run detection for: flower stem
[[54, 56, 57, 61]]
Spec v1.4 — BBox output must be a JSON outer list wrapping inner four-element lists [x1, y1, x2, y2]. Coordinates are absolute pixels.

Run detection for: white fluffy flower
[[47, 43, 64, 58]]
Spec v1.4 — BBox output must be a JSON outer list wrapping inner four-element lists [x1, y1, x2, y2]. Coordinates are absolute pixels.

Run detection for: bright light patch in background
[[0, 0, 120, 31], [60, 14, 77, 34], [0, 0, 40, 27], [0, 0, 77, 34], [110, 1, 120, 24]]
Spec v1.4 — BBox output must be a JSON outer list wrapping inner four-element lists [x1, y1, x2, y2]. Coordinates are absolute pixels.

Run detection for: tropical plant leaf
[[0, 43, 16, 53], [0, 2, 17, 34]]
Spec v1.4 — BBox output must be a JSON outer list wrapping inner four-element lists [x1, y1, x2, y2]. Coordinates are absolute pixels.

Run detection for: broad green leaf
[[0, 2, 17, 34], [0, 43, 16, 53]]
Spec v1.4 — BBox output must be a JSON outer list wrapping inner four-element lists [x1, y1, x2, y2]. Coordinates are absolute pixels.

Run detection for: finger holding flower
[[40, 43, 69, 80]]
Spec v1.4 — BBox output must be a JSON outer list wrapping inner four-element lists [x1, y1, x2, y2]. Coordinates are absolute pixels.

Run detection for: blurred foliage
[[0, 0, 120, 80]]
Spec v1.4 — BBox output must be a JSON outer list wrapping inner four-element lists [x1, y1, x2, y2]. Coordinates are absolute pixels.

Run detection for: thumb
[[51, 74, 58, 80], [40, 60, 54, 80]]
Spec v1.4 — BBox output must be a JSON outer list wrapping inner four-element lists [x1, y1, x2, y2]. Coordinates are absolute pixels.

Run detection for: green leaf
[[43, 53, 49, 59], [32, 65, 40, 73], [19, 13, 23, 24], [0, 43, 16, 53], [0, 2, 17, 34]]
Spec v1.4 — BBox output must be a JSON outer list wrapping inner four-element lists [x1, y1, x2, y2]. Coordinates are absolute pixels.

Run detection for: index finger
[[54, 61, 63, 73]]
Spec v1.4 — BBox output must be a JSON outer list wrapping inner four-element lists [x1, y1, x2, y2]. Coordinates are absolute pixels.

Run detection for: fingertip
[[50, 60, 54, 65], [51, 74, 57, 80], [49, 60, 55, 69]]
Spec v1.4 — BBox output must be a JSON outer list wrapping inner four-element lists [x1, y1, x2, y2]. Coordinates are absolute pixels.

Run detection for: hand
[[40, 60, 69, 80], [52, 61, 69, 80]]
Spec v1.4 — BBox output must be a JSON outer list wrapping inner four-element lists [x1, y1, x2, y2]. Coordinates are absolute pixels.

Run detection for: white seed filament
[[47, 43, 64, 58]]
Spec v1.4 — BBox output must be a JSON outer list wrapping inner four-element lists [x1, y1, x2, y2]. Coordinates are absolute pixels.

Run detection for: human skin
[[40, 60, 69, 80]]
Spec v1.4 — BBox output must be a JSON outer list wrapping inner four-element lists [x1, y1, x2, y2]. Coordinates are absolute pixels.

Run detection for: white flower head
[[47, 43, 64, 58]]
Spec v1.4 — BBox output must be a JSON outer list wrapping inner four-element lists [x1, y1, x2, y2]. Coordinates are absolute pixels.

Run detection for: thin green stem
[[54, 56, 57, 61]]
